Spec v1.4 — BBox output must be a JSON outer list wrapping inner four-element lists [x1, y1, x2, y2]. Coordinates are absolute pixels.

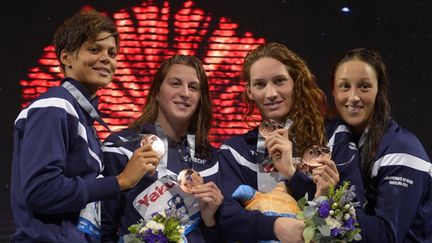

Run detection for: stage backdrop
[[1, 0, 431, 241]]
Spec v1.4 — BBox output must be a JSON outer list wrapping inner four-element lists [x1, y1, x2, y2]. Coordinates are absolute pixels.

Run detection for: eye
[[189, 83, 199, 92], [359, 82, 372, 91], [252, 80, 266, 89], [169, 79, 181, 86], [108, 49, 117, 58], [274, 77, 287, 85], [337, 82, 350, 91], [88, 46, 99, 54]]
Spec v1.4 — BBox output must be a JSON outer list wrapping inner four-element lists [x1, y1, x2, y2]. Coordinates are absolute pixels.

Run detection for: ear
[[60, 50, 73, 68]]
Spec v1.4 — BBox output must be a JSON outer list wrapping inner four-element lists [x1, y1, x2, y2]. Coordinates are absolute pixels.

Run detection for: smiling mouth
[[174, 102, 190, 108], [346, 105, 362, 113], [264, 101, 282, 107], [94, 67, 111, 76]]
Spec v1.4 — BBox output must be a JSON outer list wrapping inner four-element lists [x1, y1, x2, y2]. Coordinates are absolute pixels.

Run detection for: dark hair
[[330, 48, 391, 180], [53, 10, 119, 71], [242, 42, 327, 156], [130, 55, 213, 159]]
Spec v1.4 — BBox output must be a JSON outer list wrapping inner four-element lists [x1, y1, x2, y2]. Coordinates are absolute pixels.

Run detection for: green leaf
[[354, 233, 363, 241], [304, 206, 316, 218], [296, 212, 305, 220], [127, 224, 140, 234], [298, 196, 307, 209], [303, 226, 315, 243], [317, 224, 331, 237]]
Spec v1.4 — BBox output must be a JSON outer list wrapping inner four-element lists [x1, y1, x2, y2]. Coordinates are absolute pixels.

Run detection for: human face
[[61, 31, 117, 95], [247, 57, 294, 122], [156, 64, 200, 127], [333, 60, 378, 134]]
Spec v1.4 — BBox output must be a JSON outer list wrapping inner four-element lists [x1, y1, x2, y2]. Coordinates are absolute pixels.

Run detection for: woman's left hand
[[192, 181, 223, 227], [312, 158, 339, 198]]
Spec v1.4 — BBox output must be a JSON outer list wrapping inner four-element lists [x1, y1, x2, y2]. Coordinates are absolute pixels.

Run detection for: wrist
[[202, 217, 216, 227], [280, 164, 296, 180], [116, 174, 128, 191]]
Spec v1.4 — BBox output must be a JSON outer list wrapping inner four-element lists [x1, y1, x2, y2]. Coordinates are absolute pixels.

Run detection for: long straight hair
[[330, 48, 391, 180], [130, 55, 213, 159]]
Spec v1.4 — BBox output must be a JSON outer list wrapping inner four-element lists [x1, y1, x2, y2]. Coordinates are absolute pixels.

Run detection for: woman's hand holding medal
[[177, 169, 223, 227], [116, 144, 160, 191], [305, 146, 339, 198], [262, 119, 296, 179], [116, 134, 166, 191]]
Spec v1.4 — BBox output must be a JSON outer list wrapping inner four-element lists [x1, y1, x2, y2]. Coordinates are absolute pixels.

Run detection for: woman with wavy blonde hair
[[217, 43, 363, 242]]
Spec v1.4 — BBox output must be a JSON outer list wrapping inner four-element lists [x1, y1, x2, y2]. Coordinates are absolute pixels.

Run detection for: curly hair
[[129, 55, 213, 159], [242, 42, 327, 156], [330, 48, 391, 180], [53, 10, 119, 71]]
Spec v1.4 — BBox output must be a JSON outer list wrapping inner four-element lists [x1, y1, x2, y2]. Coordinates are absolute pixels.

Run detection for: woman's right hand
[[266, 128, 296, 179], [116, 144, 159, 190], [274, 217, 305, 243]]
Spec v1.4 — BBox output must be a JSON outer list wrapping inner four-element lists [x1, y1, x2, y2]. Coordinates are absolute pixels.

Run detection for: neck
[[156, 114, 189, 142]]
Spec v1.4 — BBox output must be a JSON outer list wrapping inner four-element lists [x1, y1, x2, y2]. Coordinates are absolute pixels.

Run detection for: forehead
[[82, 32, 118, 48], [250, 57, 288, 77], [165, 64, 199, 82], [336, 60, 377, 78]]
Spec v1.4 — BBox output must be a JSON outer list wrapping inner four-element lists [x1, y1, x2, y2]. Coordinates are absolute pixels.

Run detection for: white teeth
[[175, 102, 188, 108], [347, 106, 360, 113]]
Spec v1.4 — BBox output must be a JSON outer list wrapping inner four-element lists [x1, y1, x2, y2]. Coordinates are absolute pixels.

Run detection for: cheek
[[334, 92, 345, 105]]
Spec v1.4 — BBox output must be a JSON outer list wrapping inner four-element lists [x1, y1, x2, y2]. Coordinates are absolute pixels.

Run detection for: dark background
[[1, 0, 431, 241]]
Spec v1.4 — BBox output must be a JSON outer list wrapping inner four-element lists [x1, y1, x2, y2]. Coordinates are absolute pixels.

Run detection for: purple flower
[[331, 227, 341, 237], [318, 200, 331, 218], [141, 229, 169, 243], [344, 216, 356, 231]]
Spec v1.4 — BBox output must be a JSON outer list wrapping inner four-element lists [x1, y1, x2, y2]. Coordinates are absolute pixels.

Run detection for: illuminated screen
[[19, 0, 265, 145]]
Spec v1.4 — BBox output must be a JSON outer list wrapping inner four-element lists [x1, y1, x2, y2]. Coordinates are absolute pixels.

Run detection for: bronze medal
[[140, 134, 166, 158], [177, 169, 204, 194], [299, 145, 331, 175], [259, 119, 285, 138]]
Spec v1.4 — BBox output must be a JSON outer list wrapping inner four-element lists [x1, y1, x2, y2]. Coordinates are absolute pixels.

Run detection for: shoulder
[[15, 86, 79, 125], [372, 120, 431, 178], [221, 129, 256, 150], [325, 119, 351, 137], [325, 119, 356, 150], [378, 120, 430, 162]]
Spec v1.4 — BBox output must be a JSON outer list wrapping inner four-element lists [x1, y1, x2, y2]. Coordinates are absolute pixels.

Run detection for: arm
[[19, 105, 119, 214], [217, 145, 279, 242], [101, 139, 131, 242], [357, 155, 430, 242]]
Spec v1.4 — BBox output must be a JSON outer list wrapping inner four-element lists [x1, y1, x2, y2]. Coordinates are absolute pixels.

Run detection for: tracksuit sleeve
[[101, 135, 131, 242], [18, 106, 119, 214], [357, 163, 429, 242], [217, 147, 278, 242]]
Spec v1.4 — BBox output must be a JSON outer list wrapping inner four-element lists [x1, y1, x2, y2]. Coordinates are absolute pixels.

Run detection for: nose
[[99, 51, 111, 64], [265, 83, 278, 101], [179, 84, 190, 98], [348, 88, 360, 102]]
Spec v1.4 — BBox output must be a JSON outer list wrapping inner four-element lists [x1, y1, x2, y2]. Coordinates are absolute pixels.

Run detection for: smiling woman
[[58, 31, 118, 94], [101, 54, 225, 243], [10, 10, 158, 242], [330, 48, 432, 242]]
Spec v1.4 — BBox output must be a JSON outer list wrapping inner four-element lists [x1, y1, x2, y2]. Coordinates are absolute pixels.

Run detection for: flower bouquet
[[296, 181, 362, 243], [123, 206, 186, 243]]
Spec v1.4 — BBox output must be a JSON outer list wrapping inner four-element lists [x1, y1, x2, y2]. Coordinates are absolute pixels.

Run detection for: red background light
[[19, 0, 265, 145]]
